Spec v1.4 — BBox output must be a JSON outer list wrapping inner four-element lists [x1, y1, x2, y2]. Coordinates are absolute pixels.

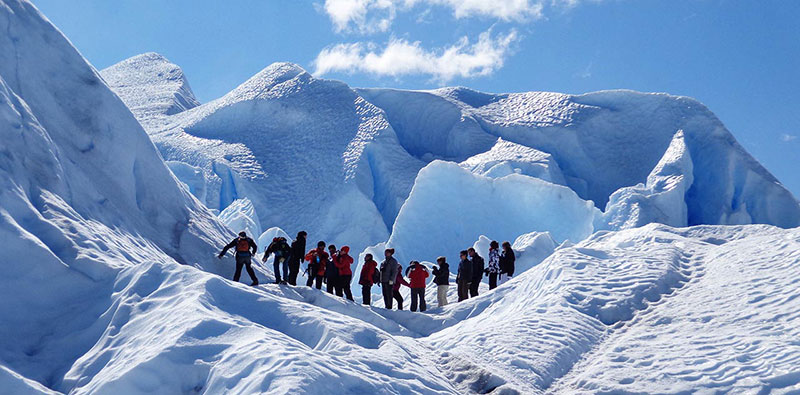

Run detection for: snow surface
[[2, 1, 800, 393]]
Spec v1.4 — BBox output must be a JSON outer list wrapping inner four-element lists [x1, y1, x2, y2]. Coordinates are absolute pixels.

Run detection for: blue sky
[[34, 0, 799, 197]]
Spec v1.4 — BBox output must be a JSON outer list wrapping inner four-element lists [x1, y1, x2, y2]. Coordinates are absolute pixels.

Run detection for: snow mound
[[600, 130, 694, 229], [388, 161, 599, 265], [460, 137, 566, 184], [100, 52, 199, 131], [218, 197, 262, 239], [105, 57, 425, 254]]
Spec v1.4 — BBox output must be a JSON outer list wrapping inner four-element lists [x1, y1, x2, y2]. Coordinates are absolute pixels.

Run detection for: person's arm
[[218, 239, 236, 258], [249, 238, 258, 255]]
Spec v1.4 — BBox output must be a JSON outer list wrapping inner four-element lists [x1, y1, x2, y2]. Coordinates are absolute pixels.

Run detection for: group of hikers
[[218, 231, 516, 312]]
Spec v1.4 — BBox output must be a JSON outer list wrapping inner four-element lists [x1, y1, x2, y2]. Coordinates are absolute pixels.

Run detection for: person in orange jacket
[[304, 241, 328, 290], [358, 254, 379, 305], [407, 261, 429, 312], [335, 246, 355, 301]]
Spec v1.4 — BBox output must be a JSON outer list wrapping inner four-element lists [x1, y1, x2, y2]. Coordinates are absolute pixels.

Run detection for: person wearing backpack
[[379, 248, 400, 309], [326, 245, 340, 295], [335, 246, 355, 301], [486, 240, 501, 290], [499, 241, 516, 285], [304, 241, 328, 289], [407, 261, 429, 312], [359, 254, 379, 305], [456, 250, 472, 301], [264, 237, 291, 284], [432, 256, 450, 307], [287, 231, 307, 285], [218, 231, 259, 286], [468, 248, 485, 297]]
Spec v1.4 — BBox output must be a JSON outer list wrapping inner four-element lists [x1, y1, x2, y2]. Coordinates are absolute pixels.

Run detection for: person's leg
[[393, 290, 403, 310], [419, 289, 426, 312], [489, 273, 497, 290], [245, 262, 258, 285], [233, 258, 244, 282], [306, 266, 315, 287], [469, 280, 479, 297], [439, 285, 449, 307], [457, 281, 464, 302], [362, 284, 371, 305], [382, 284, 393, 309], [342, 275, 353, 301], [273, 259, 281, 283], [335, 276, 343, 297], [289, 261, 299, 285], [326, 277, 335, 294], [315, 275, 323, 290], [410, 289, 418, 312]]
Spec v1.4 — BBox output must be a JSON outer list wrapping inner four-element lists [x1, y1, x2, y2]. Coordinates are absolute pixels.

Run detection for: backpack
[[236, 238, 250, 252], [371, 264, 380, 284]]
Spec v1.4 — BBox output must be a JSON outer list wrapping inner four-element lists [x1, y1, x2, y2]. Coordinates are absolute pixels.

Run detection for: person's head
[[328, 245, 337, 253], [317, 241, 326, 249], [437, 256, 446, 264], [365, 253, 373, 262], [468, 247, 476, 257], [297, 231, 307, 239], [341, 246, 350, 255], [410, 260, 419, 267], [238, 231, 247, 238], [490, 240, 499, 250], [384, 248, 395, 257], [273, 237, 278, 243], [502, 241, 511, 251], [460, 250, 468, 259]]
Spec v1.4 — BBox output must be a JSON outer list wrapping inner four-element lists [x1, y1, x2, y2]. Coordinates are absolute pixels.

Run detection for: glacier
[[0, 0, 799, 393]]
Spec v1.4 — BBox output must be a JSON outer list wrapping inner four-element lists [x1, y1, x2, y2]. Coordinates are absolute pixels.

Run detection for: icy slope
[[104, 57, 424, 253], [100, 52, 200, 132], [359, 87, 800, 229], [0, 0, 233, 389]]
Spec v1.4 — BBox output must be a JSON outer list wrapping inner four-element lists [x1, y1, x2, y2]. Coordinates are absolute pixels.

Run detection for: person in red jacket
[[335, 246, 355, 301], [392, 265, 411, 310], [407, 261, 429, 312], [304, 241, 328, 290], [358, 254, 379, 305]]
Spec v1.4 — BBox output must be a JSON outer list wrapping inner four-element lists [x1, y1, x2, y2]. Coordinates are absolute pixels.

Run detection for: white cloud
[[323, 0, 554, 33], [781, 134, 798, 142], [313, 29, 518, 81]]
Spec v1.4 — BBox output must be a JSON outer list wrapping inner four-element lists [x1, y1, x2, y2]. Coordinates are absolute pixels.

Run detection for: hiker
[[499, 241, 516, 285], [335, 246, 355, 301], [326, 245, 340, 294], [407, 261, 429, 312], [263, 237, 291, 284], [379, 248, 400, 309], [456, 250, 472, 302], [218, 231, 259, 286], [358, 253, 379, 305], [432, 256, 450, 307], [304, 241, 328, 289], [468, 248, 485, 297], [392, 264, 411, 310], [486, 241, 501, 290], [287, 231, 307, 285]]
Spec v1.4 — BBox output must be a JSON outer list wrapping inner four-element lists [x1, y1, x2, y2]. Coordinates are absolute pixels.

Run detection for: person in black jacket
[[456, 250, 472, 302], [468, 248, 484, 297], [218, 231, 259, 286], [287, 231, 307, 285], [499, 241, 516, 285], [432, 256, 450, 307], [263, 237, 291, 284]]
